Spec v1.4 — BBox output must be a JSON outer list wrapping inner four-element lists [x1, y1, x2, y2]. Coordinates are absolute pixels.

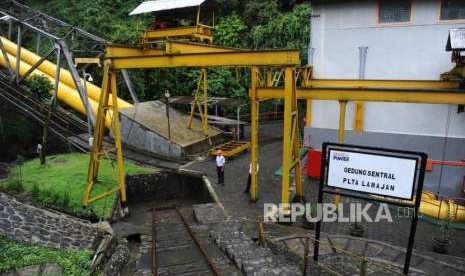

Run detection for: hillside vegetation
[[27, 0, 310, 103]]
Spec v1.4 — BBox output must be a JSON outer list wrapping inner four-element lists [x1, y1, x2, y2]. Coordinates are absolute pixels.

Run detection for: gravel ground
[[185, 122, 465, 261]]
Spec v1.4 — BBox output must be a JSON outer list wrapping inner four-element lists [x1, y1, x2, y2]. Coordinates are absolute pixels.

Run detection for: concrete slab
[[120, 101, 225, 157]]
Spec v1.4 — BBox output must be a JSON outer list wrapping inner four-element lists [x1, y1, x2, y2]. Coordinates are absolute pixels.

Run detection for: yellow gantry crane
[[82, 37, 301, 207]]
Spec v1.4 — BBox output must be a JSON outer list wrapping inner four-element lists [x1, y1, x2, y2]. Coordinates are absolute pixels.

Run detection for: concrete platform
[[120, 101, 225, 158]]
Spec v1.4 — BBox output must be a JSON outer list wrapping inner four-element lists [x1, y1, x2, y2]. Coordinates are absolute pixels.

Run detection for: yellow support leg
[[84, 61, 110, 207], [250, 66, 259, 202], [281, 67, 301, 215], [334, 100, 347, 207], [83, 61, 127, 207], [305, 99, 312, 127], [188, 69, 209, 139], [292, 79, 302, 200], [354, 102, 364, 133], [110, 71, 127, 205]]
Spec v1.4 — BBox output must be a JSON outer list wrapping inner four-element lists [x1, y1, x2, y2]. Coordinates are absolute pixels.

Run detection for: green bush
[[39, 189, 53, 205], [51, 191, 60, 204], [62, 192, 71, 208], [6, 180, 24, 193], [24, 74, 53, 100], [0, 235, 92, 275], [31, 183, 40, 199]]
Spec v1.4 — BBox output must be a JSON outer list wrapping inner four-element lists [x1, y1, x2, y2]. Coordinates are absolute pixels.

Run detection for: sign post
[[313, 142, 427, 275]]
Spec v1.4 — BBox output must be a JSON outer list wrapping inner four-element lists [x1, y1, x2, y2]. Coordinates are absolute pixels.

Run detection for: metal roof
[[446, 29, 465, 51], [129, 0, 206, 15]]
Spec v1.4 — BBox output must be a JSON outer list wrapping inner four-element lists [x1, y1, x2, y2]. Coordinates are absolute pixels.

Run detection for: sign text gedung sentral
[[327, 150, 417, 199]]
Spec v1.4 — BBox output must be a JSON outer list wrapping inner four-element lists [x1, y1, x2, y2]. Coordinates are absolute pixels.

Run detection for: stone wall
[[0, 193, 98, 250]]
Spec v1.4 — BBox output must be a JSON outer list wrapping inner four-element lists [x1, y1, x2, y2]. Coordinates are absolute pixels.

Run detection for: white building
[[307, 0, 465, 196]]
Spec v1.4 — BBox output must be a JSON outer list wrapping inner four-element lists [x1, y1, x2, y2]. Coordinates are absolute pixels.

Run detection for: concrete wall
[[126, 171, 213, 204], [120, 113, 183, 158], [309, 0, 465, 196]]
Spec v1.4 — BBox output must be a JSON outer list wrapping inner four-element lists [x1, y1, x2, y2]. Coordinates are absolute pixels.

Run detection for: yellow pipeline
[[419, 191, 465, 222], [0, 50, 113, 127], [0, 36, 131, 109]]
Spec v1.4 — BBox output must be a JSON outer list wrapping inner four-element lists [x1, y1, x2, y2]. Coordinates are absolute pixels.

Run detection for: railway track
[[151, 207, 222, 276]]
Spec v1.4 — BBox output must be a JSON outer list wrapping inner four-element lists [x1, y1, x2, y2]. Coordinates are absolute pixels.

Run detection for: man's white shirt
[[216, 155, 225, 167]]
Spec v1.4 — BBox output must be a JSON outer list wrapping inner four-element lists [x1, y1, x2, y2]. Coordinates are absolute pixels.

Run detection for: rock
[[104, 239, 131, 276], [93, 221, 114, 235], [41, 263, 64, 275]]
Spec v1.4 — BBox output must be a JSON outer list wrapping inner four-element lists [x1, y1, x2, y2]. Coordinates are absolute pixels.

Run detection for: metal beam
[[0, 12, 60, 40], [105, 45, 164, 58], [15, 25, 21, 83], [254, 86, 465, 104], [107, 49, 300, 69], [305, 79, 459, 89], [58, 40, 95, 127], [0, 36, 14, 78], [121, 69, 139, 104], [18, 45, 56, 83], [165, 40, 238, 54]]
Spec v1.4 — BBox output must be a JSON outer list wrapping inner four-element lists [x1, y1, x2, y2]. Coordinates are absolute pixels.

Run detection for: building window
[[378, 0, 412, 23], [440, 0, 465, 21]]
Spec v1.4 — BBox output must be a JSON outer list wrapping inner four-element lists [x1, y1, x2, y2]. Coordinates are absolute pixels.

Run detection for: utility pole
[[165, 90, 171, 140]]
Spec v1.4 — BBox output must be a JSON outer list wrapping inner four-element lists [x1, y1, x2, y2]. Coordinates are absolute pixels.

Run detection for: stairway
[[0, 71, 89, 152]]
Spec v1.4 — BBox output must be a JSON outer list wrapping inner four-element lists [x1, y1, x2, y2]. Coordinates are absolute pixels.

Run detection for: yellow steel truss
[[83, 61, 126, 207], [281, 67, 303, 209], [188, 68, 210, 138], [252, 79, 464, 208]]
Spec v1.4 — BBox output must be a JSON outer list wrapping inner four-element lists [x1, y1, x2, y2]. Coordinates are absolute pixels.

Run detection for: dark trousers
[[216, 166, 224, 184], [244, 173, 252, 193]]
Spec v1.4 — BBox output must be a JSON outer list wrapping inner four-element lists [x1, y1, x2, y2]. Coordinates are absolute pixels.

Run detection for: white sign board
[[327, 150, 417, 199]]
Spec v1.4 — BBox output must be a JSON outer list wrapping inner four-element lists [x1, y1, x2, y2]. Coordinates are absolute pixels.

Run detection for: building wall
[[310, 0, 465, 137], [308, 0, 465, 196]]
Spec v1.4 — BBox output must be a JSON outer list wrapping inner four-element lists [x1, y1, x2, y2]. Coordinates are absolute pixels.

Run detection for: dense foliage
[[24, 74, 53, 100], [0, 234, 92, 275], [27, 0, 311, 103]]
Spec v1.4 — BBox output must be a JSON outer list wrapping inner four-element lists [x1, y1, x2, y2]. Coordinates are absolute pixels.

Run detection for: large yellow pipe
[[419, 191, 465, 222], [0, 36, 131, 109], [0, 51, 113, 127]]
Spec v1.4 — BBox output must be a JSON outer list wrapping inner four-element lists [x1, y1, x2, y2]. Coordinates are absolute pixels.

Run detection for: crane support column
[[250, 66, 258, 202], [334, 100, 348, 206], [83, 61, 126, 207], [281, 67, 303, 214], [305, 99, 312, 127]]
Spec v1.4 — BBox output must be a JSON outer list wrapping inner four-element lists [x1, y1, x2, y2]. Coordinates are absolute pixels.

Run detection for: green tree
[[250, 4, 311, 63], [214, 14, 247, 48], [244, 0, 280, 27]]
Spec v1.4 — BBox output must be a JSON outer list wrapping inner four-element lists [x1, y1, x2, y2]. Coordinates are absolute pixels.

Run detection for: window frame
[[377, 0, 414, 25], [438, 0, 465, 22]]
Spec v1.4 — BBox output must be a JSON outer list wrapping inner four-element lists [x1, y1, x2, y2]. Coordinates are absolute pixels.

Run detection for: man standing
[[216, 150, 225, 185], [244, 162, 259, 194]]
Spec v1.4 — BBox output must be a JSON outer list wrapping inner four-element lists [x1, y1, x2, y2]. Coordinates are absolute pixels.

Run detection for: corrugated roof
[[129, 0, 206, 15]]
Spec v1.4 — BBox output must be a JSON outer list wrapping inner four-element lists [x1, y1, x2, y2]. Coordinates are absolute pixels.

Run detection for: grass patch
[[0, 234, 93, 275], [1, 153, 152, 219]]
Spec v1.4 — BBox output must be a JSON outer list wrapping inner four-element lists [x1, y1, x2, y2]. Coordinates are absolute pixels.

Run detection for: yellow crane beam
[[305, 79, 460, 89], [165, 40, 239, 54], [105, 47, 300, 69], [254, 86, 465, 104]]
